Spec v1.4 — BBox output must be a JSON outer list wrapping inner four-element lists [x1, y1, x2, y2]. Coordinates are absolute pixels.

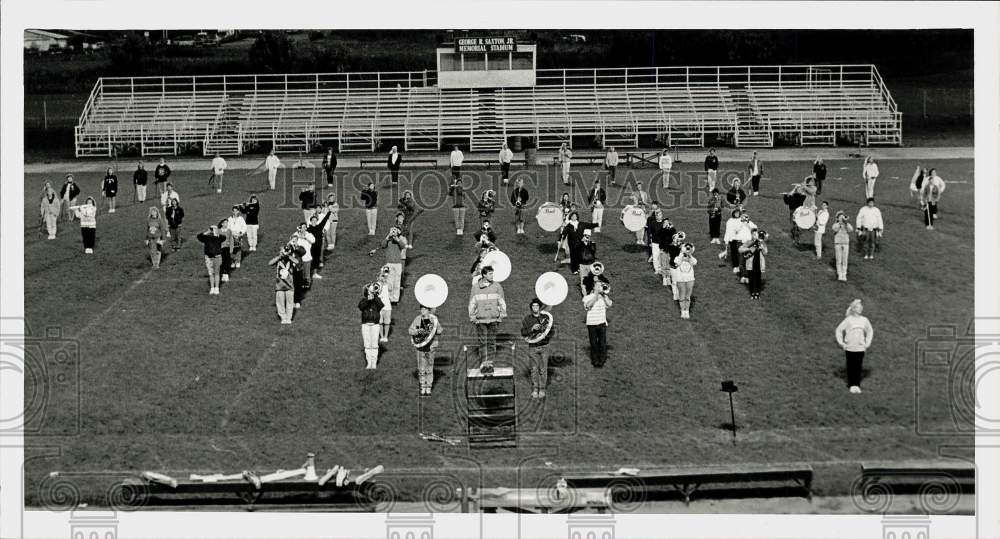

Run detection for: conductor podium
[[465, 367, 517, 448]]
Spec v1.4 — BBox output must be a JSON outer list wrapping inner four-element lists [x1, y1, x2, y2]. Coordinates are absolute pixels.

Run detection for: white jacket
[[856, 206, 884, 231], [659, 154, 673, 171], [212, 156, 228, 174], [605, 151, 619, 167], [450, 150, 464, 167], [815, 208, 830, 234], [265, 155, 281, 171], [499, 148, 513, 164], [863, 162, 879, 180]]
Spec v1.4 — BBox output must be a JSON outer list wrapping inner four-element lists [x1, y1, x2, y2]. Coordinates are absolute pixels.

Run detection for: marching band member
[[554, 192, 574, 262], [145, 207, 168, 269], [814, 201, 830, 260], [409, 304, 443, 395], [738, 228, 768, 299], [153, 158, 171, 199], [40, 182, 61, 240], [292, 222, 316, 303], [392, 212, 409, 261], [499, 143, 513, 185], [477, 189, 497, 225], [920, 168, 946, 229], [658, 148, 673, 189], [604, 146, 619, 186], [398, 191, 418, 248], [268, 243, 299, 324], [510, 177, 529, 234], [800, 176, 818, 210], [674, 242, 697, 319], [664, 229, 683, 299], [577, 229, 598, 295], [387, 146, 403, 185], [165, 198, 184, 251], [558, 143, 573, 185], [704, 148, 719, 191], [832, 210, 854, 281], [218, 219, 235, 284], [359, 284, 385, 369], [520, 298, 554, 398], [726, 177, 747, 208], [747, 151, 763, 196], [71, 197, 98, 253], [625, 186, 649, 245], [101, 167, 118, 214], [196, 223, 226, 295], [322, 147, 337, 188], [362, 181, 378, 236], [784, 177, 815, 245], [377, 266, 393, 343], [60, 174, 80, 221], [450, 145, 464, 181], [469, 265, 507, 374], [133, 162, 148, 202], [862, 156, 879, 200], [210, 152, 228, 194], [587, 178, 607, 232], [561, 211, 599, 274], [243, 195, 261, 252], [226, 205, 248, 269], [582, 276, 612, 368], [474, 220, 497, 247], [835, 298, 874, 394], [449, 174, 466, 236], [658, 216, 677, 287], [265, 149, 281, 191], [369, 226, 407, 304], [299, 186, 317, 224], [812, 157, 827, 195], [324, 193, 339, 250], [722, 209, 745, 274], [160, 182, 180, 212], [646, 207, 665, 274], [707, 188, 723, 244], [856, 198, 884, 260], [582, 261, 610, 295], [910, 165, 928, 204], [306, 208, 332, 279]]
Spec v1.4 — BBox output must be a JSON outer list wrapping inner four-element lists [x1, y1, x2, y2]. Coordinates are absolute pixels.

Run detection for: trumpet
[[599, 281, 611, 295], [590, 261, 605, 276], [380, 264, 392, 277], [366, 281, 383, 296], [682, 242, 696, 255]]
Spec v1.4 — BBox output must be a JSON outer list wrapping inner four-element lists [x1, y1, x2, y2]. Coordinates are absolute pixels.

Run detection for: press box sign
[[456, 37, 517, 53]]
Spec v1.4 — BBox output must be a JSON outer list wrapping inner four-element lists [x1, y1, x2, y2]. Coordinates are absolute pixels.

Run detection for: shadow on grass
[[536, 242, 558, 255], [622, 243, 647, 254]]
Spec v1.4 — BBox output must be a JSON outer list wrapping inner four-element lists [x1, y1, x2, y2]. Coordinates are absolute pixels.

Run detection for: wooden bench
[[550, 155, 609, 166], [860, 460, 975, 492], [463, 159, 528, 167], [457, 486, 610, 513], [562, 464, 813, 506], [127, 473, 376, 511], [359, 158, 437, 169]]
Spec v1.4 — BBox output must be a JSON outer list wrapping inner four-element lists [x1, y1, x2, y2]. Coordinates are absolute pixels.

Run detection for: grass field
[[22, 157, 974, 511]]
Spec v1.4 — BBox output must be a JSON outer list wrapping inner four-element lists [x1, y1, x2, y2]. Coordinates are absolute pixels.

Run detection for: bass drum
[[793, 206, 817, 230], [621, 205, 647, 232], [536, 202, 564, 232]]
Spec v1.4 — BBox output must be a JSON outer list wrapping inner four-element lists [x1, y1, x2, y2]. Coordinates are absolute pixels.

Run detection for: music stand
[[721, 380, 739, 443]]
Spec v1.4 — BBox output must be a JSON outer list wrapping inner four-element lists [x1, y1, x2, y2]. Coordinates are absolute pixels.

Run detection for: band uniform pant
[[835, 243, 850, 279], [81, 226, 96, 249], [709, 213, 721, 240], [417, 348, 435, 391], [706, 169, 717, 191], [387, 262, 403, 303], [751, 174, 761, 193], [246, 224, 259, 251], [650, 242, 662, 273], [453, 207, 467, 233], [362, 323, 380, 368], [366, 208, 378, 235], [607, 165, 617, 184], [587, 323, 608, 367], [475, 322, 499, 367], [325, 221, 338, 249], [925, 203, 938, 226], [846, 350, 865, 387], [136, 184, 147, 202], [592, 206, 604, 231], [500, 162, 511, 181], [728, 240, 742, 269], [526, 345, 548, 392], [275, 289, 294, 323], [44, 214, 58, 238]]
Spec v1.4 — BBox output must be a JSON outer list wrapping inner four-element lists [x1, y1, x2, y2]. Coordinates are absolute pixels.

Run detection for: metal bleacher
[[74, 64, 901, 157]]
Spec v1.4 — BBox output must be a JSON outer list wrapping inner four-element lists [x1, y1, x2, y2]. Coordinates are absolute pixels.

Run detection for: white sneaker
[[84, 248, 93, 254], [234, 262, 241, 268], [457, 230, 463, 236], [48, 235, 56, 240], [216, 189, 222, 194], [313, 273, 323, 279], [294, 303, 301, 309], [209, 288, 215, 295], [109, 208, 115, 214], [221, 274, 230, 282], [849, 386, 862, 394], [326, 246, 335, 251], [732, 267, 739, 274], [380, 337, 388, 343], [926, 225, 934, 230]]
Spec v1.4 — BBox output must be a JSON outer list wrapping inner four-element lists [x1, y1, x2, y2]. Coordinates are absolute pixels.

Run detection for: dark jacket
[[658, 225, 676, 247], [582, 274, 609, 294], [813, 162, 827, 181], [196, 232, 225, 257], [134, 169, 148, 186], [154, 164, 171, 183], [704, 155, 719, 171], [474, 228, 497, 245], [387, 153, 402, 171], [359, 297, 384, 324], [579, 242, 597, 265], [306, 212, 331, 256], [166, 206, 184, 228], [299, 190, 316, 210], [361, 188, 378, 209], [60, 181, 80, 200], [561, 220, 598, 247], [510, 187, 529, 208], [726, 187, 747, 206], [243, 202, 260, 226], [102, 175, 118, 197], [521, 312, 554, 348], [646, 217, 664, 244], [323, 153, 338, 174], [587, 187, 606, 206]]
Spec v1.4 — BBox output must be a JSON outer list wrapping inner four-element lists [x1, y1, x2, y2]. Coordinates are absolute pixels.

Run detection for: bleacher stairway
[[471, 89, 506, 152], [732, 86, 773, 148], [203, 95, 243, 156]]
